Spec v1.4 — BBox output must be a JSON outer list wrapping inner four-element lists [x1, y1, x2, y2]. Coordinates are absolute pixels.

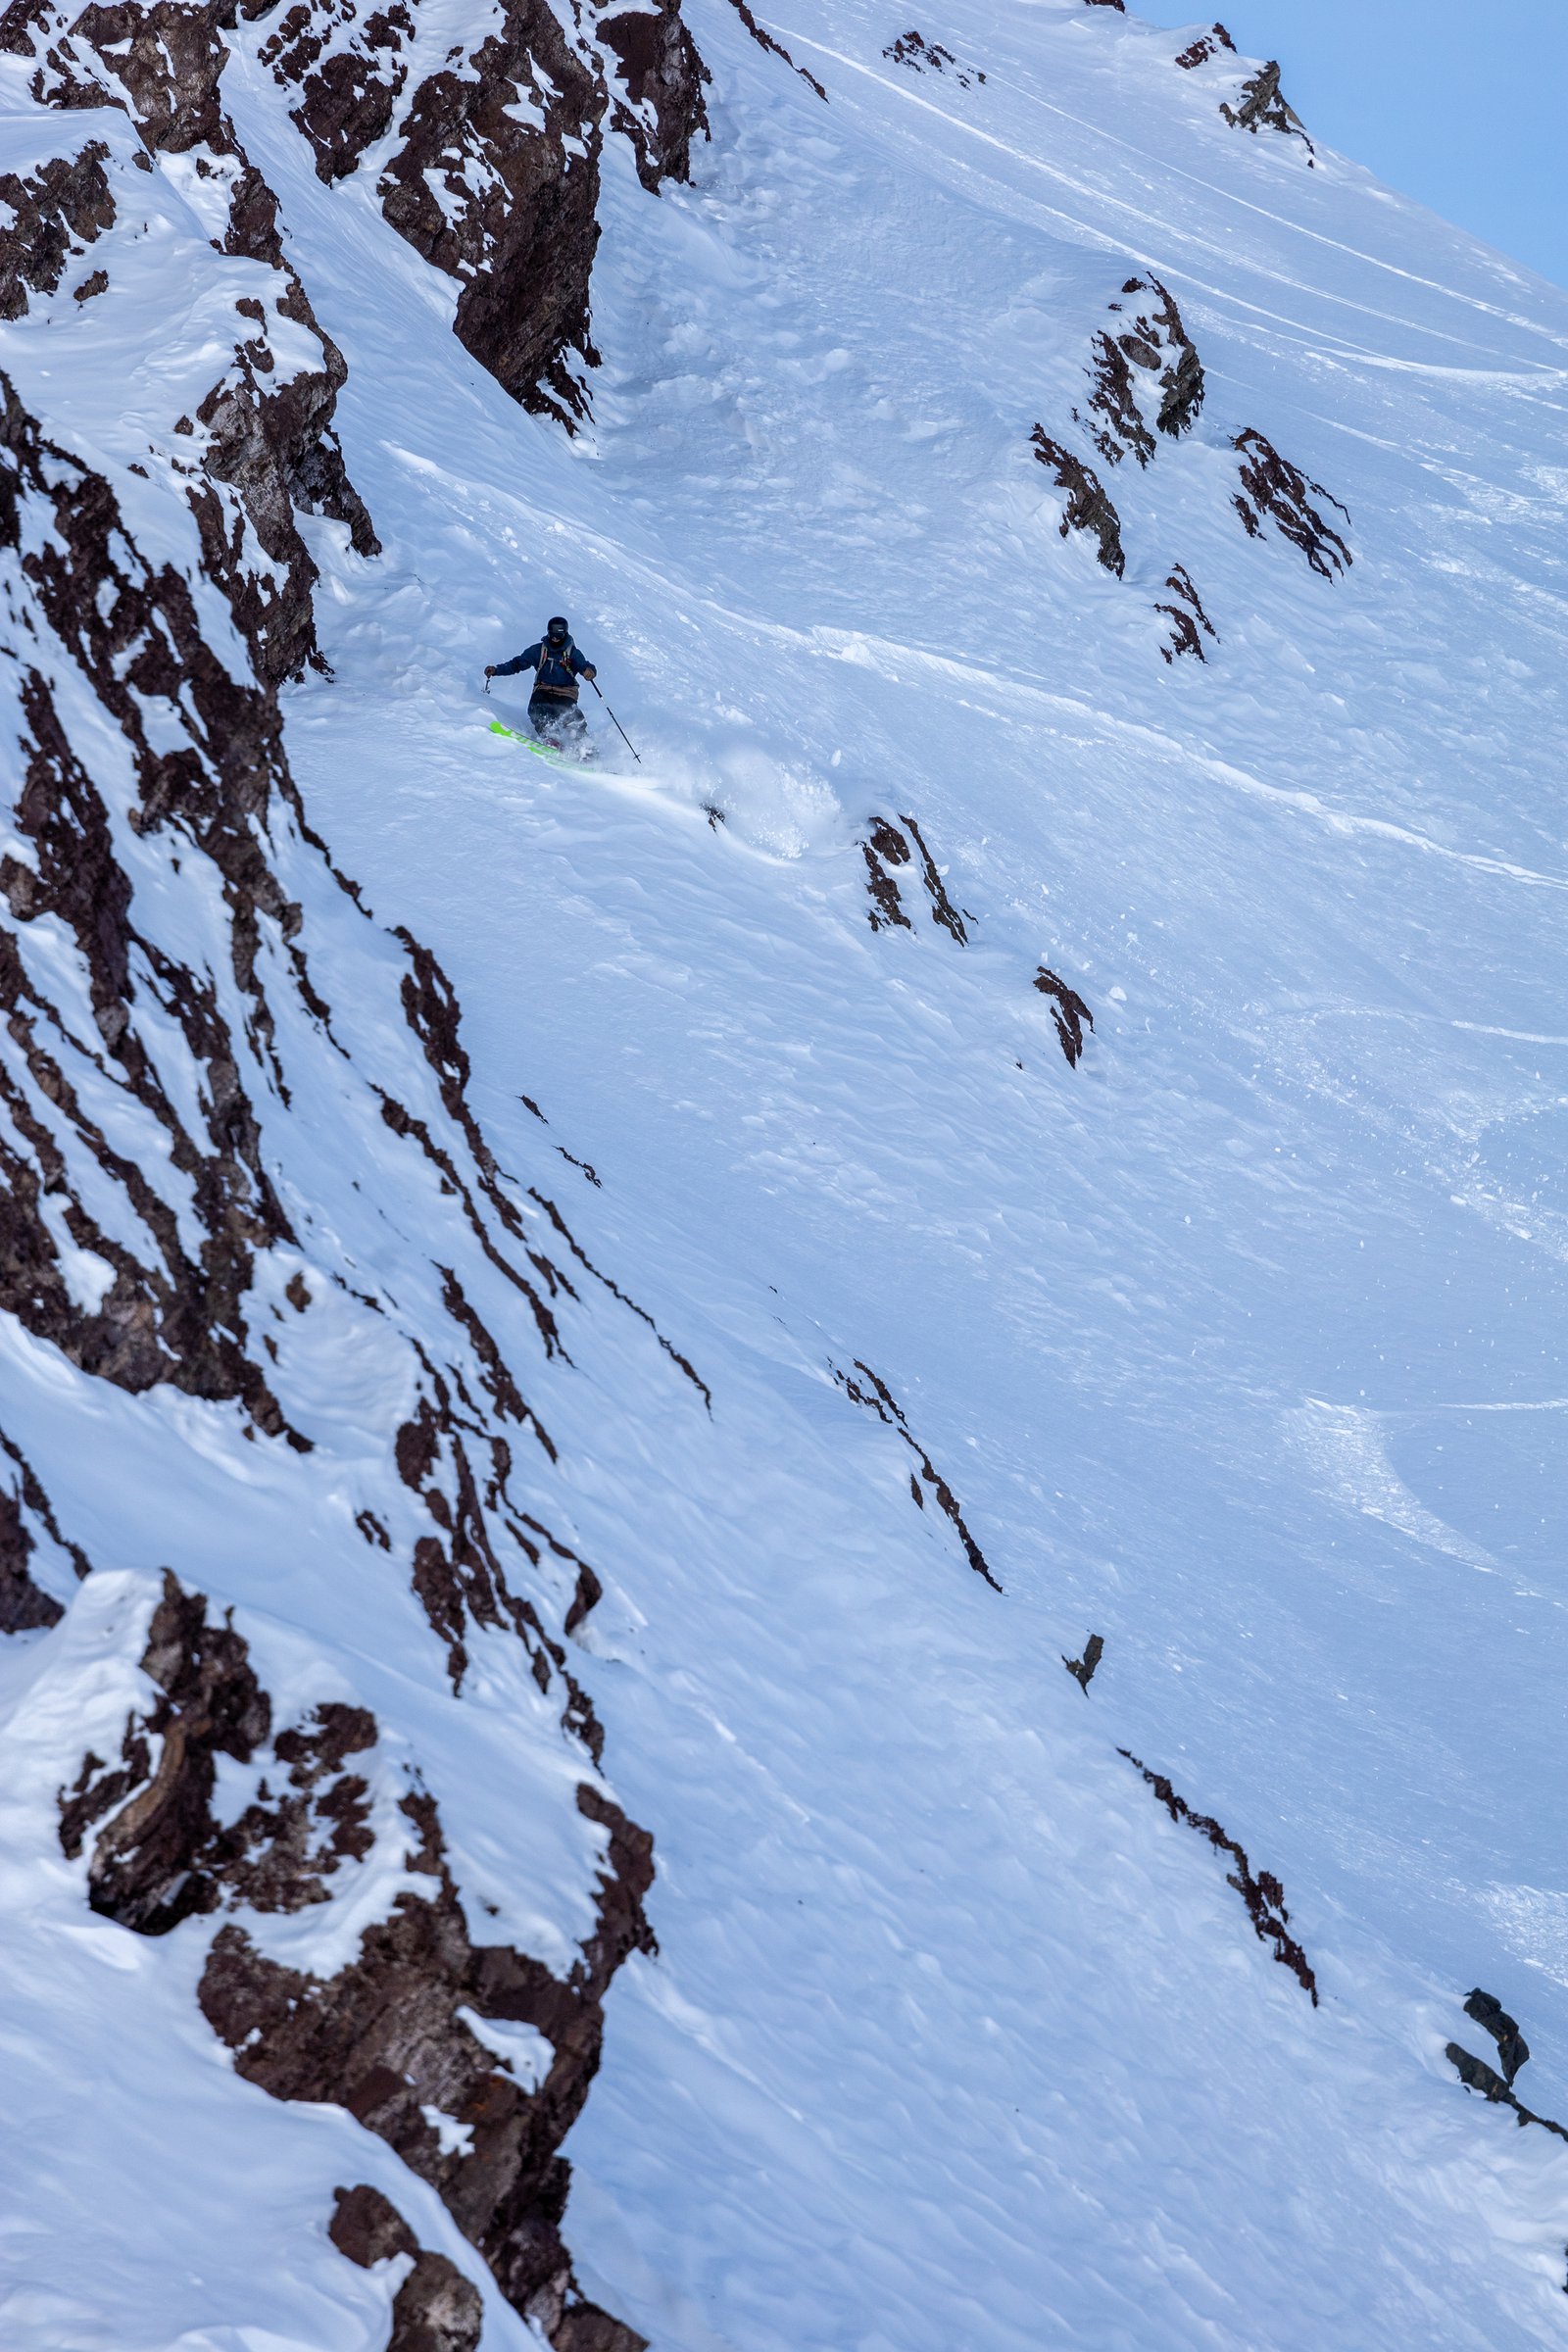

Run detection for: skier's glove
[[484, 664, 496, 677]]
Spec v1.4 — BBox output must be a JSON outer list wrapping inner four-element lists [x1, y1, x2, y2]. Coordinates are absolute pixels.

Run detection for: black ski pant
[[529, 695, 587, 746]]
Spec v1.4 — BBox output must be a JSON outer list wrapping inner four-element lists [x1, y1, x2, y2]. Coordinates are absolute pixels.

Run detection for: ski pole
[[589, 675, 641, 764]]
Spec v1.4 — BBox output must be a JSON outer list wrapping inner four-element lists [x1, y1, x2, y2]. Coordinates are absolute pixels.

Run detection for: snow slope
[[5, 0, 1568, 2345]]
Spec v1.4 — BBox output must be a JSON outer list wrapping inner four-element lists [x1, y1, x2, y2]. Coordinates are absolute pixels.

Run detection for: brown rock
[[1034, 966, 1095, 1066], [391, 2253, 486, 2352], [1220, 59, 1314, 157], [64, 1574, 656, 2345], [71, 1, 228, 153], [0, 0, 113, 105], [0, 139, 114, 319], [1155, 563, 1217, 663], [1233, 427, 1350, 576], [330, 2181, 420, 2268], [1030, 428, 1124, 576], [1120, 1748, 1318, 2002], [861, 818, 912, 932], [837, 1360, 1003, 1592], [599, 1, 710, 190], [882, 30, 985, 91], [0, 391, 314, 1417], [0, 1500, 61, 1632], [56, 1, 378, 675], [1061, 1634, 1103, 1693], [1446, 2038, 1568, 2144], [1175, 24, 1235, 71], [377, 0, 606, 425], [1077, 276, 1204, 468], [330, 2185, 485, 2352], [257, 0, 418, 184], [719, 0, 826, 102]]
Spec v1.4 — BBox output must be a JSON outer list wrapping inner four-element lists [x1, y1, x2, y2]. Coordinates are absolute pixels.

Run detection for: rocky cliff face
[[0, 321, 670, 2329], [2, 0, 376, 678], [63, 1574, 655, 2344], [252, 0, 710, 421], [0, 0, 715, 2334]]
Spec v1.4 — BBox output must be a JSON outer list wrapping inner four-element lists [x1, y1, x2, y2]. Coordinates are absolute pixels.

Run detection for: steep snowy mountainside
[[4, 0, 1568, 2347]]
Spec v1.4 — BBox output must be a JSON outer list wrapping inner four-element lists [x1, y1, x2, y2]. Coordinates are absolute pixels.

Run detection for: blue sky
[[1130, 0, 1568, 289]]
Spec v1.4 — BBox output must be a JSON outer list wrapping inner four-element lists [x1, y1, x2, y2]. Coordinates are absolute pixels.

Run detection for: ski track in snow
[[5, 0, 1568, 2345]]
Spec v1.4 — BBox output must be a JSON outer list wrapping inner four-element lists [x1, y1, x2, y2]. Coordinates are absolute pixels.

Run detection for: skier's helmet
[[546, 614, 569, 645]]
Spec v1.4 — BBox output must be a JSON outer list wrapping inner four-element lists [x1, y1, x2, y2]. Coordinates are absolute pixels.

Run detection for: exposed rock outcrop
[[599, 0, 712, 190], [0, 1424, 88, 1632], [1061, 1633, 1103, 1693], [1446, 2040, 1568, 2141], [0, 136, 114, 317], [1156, 563, 1217, 662], [4, 0, 377, 677], [254, 0, 418, 184], [861, 818, 914, 932], [329, 2185, 484, 2352], [0, 0, 113, 106], [378, 2, 596, 422], [837, 1359, 1002, 1592], [1233, 427, 1351, 576], [860, 816, 967, 940], [0, 1494, 62, 1631], [721, 0, 826, 102], [1076, 276, 1205, 468], [1175, 24, 1235, 71], [251, 0, 711, 421], [1446, 1994, 1568, 2146], [1032, 274, 1345, 653], [70, 0, 232, 151], [1031, 428, 1124, 576], [1220, 60, 1314, 160], [64, 1573, 655, 2352], [883, 28, 985, 89], [1034, 966, 1095, 1066], [1463, 1987, 1530, 2085], [0, 379, 303, 1424], [191, 314, 379, 683], [1120, 1750, 1318, 2003]]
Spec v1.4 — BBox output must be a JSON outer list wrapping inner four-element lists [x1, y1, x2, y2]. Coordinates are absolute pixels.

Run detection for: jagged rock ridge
[[860, 812, 968, 940], [1, 0, 376, 680], [252, 0, 712, 422], [884, 27, 986, 89], [1221, 59, 1314, 158], [0, 21, 713, 2322], [64, 1574, 655, 2345], [1075, 275, 1206, 468], [1175, 24, 1235, 73]]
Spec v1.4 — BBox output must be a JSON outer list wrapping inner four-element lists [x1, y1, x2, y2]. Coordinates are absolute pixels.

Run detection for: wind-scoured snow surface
[[5, 0, 1568, 2345]]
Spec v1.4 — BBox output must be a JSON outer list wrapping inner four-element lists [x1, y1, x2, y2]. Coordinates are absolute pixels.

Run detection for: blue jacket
[[494, 637, 596, 701]]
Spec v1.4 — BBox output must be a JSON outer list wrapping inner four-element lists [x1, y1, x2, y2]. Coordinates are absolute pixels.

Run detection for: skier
[[485, 615, 597, 750]]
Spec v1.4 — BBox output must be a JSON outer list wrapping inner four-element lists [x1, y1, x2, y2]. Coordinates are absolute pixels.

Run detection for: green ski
[[488, 717, 599, 767], [488, 717, 570, 765]]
